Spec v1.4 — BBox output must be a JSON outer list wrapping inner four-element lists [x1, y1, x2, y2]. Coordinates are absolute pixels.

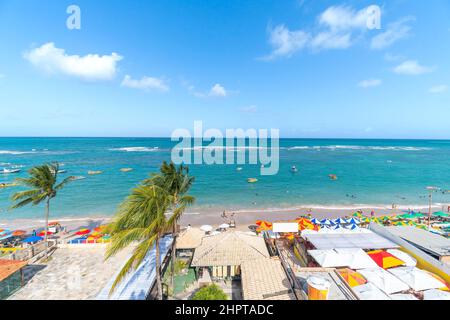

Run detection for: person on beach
[[32, 229, 36, 237], [371, 210, 374, 217]]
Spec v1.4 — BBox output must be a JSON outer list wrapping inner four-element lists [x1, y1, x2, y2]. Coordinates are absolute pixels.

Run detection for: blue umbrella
[[320, 219, 333, 226], [347, 218, 360, 225], [22, 235, 44, 243], [334, 218, 345, 225], [346, 224, 359, 230], [311, 218, 320, 225]]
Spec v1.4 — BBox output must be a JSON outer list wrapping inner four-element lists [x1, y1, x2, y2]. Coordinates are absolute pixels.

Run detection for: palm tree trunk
[[170, 224, 176, 292], [44, 198, 50, 258], [155, 236, 163, 300]]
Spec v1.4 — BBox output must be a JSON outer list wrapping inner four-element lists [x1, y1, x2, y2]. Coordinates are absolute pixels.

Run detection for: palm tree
[[106, 162, 195, 300], [11, 162, 74, 258], [144, 161, 195, 291]]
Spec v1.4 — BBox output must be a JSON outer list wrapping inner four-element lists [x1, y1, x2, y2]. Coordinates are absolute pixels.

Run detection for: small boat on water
[[88, 170, 103, 175], [247, 178, 258, 183], [1, 168, 20, 174], [291, 166, 298, 173], [328, 174, 338, 180], [236, 167, 243, 171], [120, 168, 133, 172], [0, 182, 17, 189], [71, 176, 86, 181]]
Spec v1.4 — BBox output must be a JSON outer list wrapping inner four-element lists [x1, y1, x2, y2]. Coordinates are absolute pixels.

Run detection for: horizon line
[[0, 136, 449, 141]]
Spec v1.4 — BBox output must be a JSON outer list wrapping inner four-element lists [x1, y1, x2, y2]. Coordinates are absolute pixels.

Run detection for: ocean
[[1, 137, 450, 220]]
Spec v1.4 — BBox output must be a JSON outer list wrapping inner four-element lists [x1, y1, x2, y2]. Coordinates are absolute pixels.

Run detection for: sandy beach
[[0, 204, 445, 232]]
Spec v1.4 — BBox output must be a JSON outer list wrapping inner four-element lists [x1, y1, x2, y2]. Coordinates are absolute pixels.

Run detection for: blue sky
[[0, 0, 449, 138]]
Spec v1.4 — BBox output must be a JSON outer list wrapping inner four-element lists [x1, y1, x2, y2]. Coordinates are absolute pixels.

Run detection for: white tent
[[334, 248, 379, 269], [386, 249, 417, 267], [389, 293, 418, 300], [422, 289, 450, 300], [200, 225, 213, 232], [388, 267, 444, 291], [218, 223, 230, 229], [308, 249, 348, 268], [358, 268, 410, 294], [353, 283, 391, 300]]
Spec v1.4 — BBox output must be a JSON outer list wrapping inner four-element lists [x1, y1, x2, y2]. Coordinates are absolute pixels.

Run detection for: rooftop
[[302, 230, 399, 250], [176, 227, 204, 250], [191, 231, 269, 267], [241, 258, 295, 300], [0, 259, 27, 282], [386, 226, 450, 257]]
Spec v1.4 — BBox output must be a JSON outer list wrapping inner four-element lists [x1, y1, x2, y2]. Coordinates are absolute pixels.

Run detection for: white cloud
[[263, 25, 310, 60], [310, 31, 352, 50], [371, 17, 414, 49], [393, 60, 434, 75], [241, 105, 258, 113], [262, 5, 384, 59], [429, 85, 448, 94], [209, 83, 227, 97], [121, 75, 169, 92], [318, 5, 371, 31], [24, 42, 122, 81], [358, 79, 382, 88]]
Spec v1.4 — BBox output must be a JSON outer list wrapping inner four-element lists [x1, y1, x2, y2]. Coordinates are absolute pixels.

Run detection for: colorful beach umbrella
[[338, 268, 367, 287], [12, 230, 27, 236], [311, 218, 320, 225], [333, 218, 345, 225], [38, 231, 53, 236], [75, 228, 90, 235], [433, 211, 450, 218], [367, 250, 405, 269]]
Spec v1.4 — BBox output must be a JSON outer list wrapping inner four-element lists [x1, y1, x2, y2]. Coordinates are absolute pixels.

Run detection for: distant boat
[[328, 174, 338, 180], [71, 176, 86, 181], [291, 166, 298, 173], [247, 178, 258, 183], [236, 167, 243, 171], [120, 168, 133, 172], [0, 182, 17, 189], [1, 168, 20, 174], [88, 170, 103, 175]]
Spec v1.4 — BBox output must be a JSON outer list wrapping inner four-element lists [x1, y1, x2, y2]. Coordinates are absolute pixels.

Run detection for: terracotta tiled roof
[[0, 259, 27, 282], [191, 231, 269, 267]]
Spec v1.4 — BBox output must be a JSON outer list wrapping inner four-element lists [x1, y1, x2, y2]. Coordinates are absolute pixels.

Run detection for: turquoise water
[[1, 138, 450, 219]]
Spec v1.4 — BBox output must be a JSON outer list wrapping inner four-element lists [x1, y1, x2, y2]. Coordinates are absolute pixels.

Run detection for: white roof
[[386, 249, 417, 267], [303, 230, 398, 250], [96, 236, 173, 300], [388, 267, 444, 291], [308, 250, 348, 268], [308, 248, 378, 269], [334, 248, 380, 269], [353, 283, 391, 300], [358, 268, 410, 294], [386, 226, 450, 257], [389, 293, 418, 300], [422, 289, 450, 300]]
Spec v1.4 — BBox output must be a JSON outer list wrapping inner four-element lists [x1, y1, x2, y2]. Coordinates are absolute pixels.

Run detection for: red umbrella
[[38, 231, 53, 237], [367, 250, 405, 269], [75, 228, 90, 235]]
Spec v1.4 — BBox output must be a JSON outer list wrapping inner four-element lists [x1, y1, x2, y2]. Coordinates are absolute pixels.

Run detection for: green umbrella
[[433, 211, 450, 218]]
